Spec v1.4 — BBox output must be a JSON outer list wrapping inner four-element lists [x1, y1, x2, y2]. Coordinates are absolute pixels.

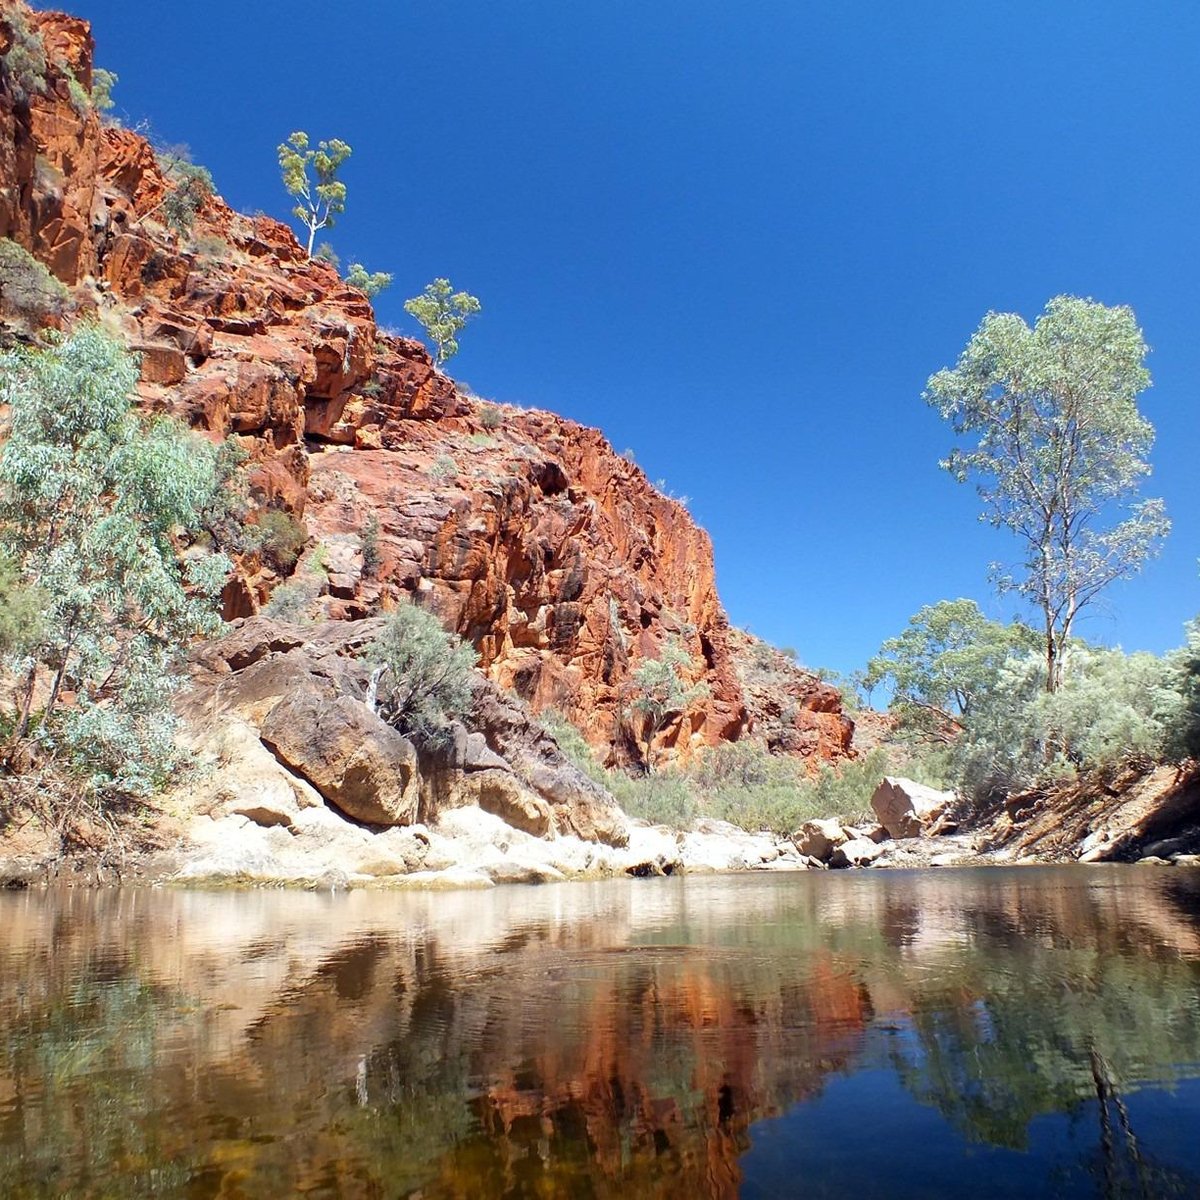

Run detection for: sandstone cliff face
[[0, 1, 851, 770]]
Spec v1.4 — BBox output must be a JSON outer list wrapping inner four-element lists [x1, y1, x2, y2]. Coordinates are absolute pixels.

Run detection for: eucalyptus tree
[[926, 296, 1168, 691], [277, 131, 351, 259], [0, 327, 230, 794], [403, 278, 481, 366], [345, 262, 392, 299], [864, 599, 1038, 718]]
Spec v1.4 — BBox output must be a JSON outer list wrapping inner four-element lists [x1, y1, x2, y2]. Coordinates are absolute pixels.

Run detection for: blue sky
[[72, 0, 1200, 678]]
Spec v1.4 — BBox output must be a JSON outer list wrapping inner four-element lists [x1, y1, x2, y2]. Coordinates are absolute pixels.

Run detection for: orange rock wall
[[0, 0, 852, 767]]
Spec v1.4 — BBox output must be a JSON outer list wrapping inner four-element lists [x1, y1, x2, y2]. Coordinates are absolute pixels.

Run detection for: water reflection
[[1, 868, 1198, 1198]]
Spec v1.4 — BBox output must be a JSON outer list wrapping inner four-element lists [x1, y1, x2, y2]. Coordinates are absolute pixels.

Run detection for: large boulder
[[871, 776, 955, 840], [792, 817, 850, 863], [261, 690, 420, 826]]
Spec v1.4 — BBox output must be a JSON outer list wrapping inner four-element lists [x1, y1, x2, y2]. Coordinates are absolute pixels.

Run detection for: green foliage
[[479, 403, 504, 430], [253, 508, 307, 574], [629, 639, 710, 771], [953, 645, 1189, 800], [542, 709, 882, 833], [65, 71, 89, 113], [360, 514, 381, 578], [345, 262, 392, 299], [367, 603, 478, 743], [192, 233, 227, 257], [865, 599, 1038, 718], [262, 580, 314, 622], [403, 278, 481, 366], [1174, 619, 1200, 760], [0, 238, 68, 327], [927, 296, 1168, 691], [151, 148, 215, 237], [0, 9, 48, 104], [90, 66, 117, 112], [0, 327, 230, 797], [277, 131, 351, 258]]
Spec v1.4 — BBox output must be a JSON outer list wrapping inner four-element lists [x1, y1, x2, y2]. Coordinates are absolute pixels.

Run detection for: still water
[[2, 867, 1200, 1198]]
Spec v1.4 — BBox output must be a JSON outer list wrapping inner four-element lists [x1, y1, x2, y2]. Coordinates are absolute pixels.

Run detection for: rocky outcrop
[[188, 615, 630, 847], [0, 0, 862, 773], [727, 629, 853, 769], [261, 692, 421, 827]]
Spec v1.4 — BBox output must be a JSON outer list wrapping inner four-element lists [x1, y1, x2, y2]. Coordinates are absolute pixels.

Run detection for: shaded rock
[[830, 837, 885, 869], [871, 776, 954, 840], [261, 691, 420, 826]]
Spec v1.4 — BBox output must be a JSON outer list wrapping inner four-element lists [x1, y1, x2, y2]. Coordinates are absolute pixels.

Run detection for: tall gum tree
[[926, 296, 1168, 692]]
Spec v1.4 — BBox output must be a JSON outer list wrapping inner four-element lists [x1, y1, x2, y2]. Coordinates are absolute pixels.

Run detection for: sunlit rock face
[[0, 1, 863, 768]]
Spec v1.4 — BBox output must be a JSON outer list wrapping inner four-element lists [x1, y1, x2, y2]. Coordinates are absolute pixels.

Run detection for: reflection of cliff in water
[[1, 869, 1199, 1198]]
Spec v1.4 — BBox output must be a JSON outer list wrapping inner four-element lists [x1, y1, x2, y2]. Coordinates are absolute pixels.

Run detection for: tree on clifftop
[[277, 131, 351, 259], [926, 296, 1168, 692], [404, 278, 481, 367]]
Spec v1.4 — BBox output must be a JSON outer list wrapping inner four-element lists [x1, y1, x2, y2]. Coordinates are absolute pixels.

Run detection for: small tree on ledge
[[629, 638, 710, 772], [277, 131, 351, 259], [404, 278, 481, 367]]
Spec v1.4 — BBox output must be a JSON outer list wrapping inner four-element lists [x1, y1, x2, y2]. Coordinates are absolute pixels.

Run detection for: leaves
[[345, 262, 392, 299], [0, 327, 230, 795], [926, 296, 1167, 688], [277, 130, 351, 257], [403, 278, 482, 366], [368, 603, 478, 742]]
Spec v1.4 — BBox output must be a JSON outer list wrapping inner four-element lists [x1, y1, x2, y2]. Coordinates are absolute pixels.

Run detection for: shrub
[[90, 66, 117, 113], [479, 403, 504, 430], [0, 10, 48, 104], [262, 580, 314, 622], [146, 148, 214, 237], [0, 239, 68, 327], [192, 234, 228, 260], [629, 638, 709, 770], [429, 455, 458, 484], [953, 647, 1189, 802], [254, 508, 307, 574], [367, 603, 478, 743], [539, 708, 882, 835], [314, 242, 340, 270], [360, 515, 381, 578], [345, 263, 392, 299]]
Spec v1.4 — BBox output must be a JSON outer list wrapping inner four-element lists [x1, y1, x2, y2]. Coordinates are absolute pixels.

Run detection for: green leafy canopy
[[278, 131, 351, 258], [926, 295, 1168, 690], [403, 278, 481, 367], [0, 327, 231, 796]]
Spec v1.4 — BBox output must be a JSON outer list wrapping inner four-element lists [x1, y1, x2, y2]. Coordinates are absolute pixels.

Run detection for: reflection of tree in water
[[877, 892, 1200, 1200], [0, 975, 200, 1198], [1072, 1047, 1200, 1200], [3, 874, 1200, 1197]]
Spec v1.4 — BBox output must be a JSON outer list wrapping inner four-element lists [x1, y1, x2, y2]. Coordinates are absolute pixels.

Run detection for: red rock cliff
[[0, 0, 852, 768]]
